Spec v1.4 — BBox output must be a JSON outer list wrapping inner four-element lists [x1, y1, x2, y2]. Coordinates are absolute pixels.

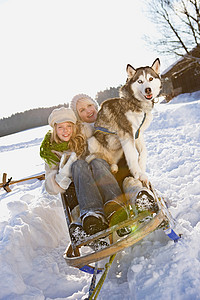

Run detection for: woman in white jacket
[[40, 106, 128, 239]]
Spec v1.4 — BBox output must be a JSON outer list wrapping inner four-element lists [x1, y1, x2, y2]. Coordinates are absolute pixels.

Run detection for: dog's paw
[[131, 171, 140, 180], [111, 164, 118, 173], [139, 173, 149, 185], [131, 171, 148, 183]]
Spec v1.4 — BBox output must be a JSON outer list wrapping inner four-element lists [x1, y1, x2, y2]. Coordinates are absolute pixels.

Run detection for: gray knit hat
[[48, 107, 77, 128], [70, 93, 99, 119]]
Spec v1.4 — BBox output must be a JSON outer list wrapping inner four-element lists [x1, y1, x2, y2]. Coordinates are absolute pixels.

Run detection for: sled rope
[[88, 254, 116, 300]]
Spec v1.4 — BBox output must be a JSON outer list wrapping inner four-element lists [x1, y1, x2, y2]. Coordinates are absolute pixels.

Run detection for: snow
[[0, 92, 200, 300]]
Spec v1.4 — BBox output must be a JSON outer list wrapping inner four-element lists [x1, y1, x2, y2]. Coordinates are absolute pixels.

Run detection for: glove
[[55, 152, 77, 190]]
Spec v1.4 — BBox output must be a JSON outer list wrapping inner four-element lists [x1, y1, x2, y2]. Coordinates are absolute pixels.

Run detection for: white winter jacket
[[44, 122, 94, 195]]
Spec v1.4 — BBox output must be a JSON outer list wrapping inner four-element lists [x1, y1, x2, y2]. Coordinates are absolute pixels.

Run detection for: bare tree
[[144, 0, 200, 62]]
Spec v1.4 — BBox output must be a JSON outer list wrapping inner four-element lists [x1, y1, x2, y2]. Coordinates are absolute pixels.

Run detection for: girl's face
[[56, 122, 73, 142], [76, 99, 98, 123]]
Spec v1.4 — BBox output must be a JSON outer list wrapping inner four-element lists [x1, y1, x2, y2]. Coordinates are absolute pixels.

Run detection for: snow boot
[[135, 189, 159, 215], [104, 200, 129, 226], [116, 225, 132, 237], [82, 212, 108, 235], [104, 200, 131, 237], [69, 223, 88, 244], [89, 237, 110, 251]]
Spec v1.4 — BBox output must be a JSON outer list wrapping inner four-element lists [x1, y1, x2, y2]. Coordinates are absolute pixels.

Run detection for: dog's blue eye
[[138, 80, 143, 84]]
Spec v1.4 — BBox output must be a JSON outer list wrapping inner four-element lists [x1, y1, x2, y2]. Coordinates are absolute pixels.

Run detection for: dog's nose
[[145, 87, 152, 94]]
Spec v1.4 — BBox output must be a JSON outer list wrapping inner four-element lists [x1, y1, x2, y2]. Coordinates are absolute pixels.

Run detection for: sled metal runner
[[63, 208, 166, 269]]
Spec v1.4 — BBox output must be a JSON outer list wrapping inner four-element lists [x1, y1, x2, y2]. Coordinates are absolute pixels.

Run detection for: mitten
[[55, 152, 77, 189]]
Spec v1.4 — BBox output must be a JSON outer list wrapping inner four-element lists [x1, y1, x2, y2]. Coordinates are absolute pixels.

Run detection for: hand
[[59, 152, 77, 174], [55, 152, 77, 189]]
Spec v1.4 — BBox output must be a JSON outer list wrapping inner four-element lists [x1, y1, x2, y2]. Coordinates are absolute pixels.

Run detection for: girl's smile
[[56, 122, 73, 142]]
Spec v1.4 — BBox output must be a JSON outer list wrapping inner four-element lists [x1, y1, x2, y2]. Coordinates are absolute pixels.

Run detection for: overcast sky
[[0, 0, 172, 119]]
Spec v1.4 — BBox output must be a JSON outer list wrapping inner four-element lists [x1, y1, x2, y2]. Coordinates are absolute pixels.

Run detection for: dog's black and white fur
[[87, 59, 161, 182]]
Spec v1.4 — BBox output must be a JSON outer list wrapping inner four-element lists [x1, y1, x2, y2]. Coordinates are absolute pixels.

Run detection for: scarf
[[40, 130, 69, 167]]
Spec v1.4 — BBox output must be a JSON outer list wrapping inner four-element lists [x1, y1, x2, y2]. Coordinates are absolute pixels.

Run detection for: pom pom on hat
[[70, 94, 98, 119], [48, 107, 77, 128]]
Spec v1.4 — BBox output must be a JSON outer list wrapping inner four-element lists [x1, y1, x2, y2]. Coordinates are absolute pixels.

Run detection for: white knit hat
[[70, 94, 99, 119], [48, 107, 77, 128]]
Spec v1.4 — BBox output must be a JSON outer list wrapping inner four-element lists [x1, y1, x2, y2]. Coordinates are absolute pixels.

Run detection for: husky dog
[[87, 59, 161, 182]]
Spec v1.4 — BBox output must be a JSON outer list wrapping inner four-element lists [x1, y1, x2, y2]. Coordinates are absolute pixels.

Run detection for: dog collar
[[135, 113, 146, 139], [94, 113, 146, 139], [94, 126, 116, 135]]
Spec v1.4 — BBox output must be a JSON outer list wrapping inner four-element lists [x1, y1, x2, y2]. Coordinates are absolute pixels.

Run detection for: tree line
[[0, 86, 120, 137], [0, 104, 68, 137]]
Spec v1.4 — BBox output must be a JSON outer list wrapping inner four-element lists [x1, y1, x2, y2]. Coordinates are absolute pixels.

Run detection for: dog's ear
[[126, 64, 136, 79], [151, 58, 160, 74]]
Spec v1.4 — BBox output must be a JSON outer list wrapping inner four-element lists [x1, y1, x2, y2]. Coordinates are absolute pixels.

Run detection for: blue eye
[[138, 80, 143, 84]]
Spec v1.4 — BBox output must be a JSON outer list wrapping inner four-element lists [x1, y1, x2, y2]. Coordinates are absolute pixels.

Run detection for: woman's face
[[56, 122, 73, 142], [76, 99, 98, 123]]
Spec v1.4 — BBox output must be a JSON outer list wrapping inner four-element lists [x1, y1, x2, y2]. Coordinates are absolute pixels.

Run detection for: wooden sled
[[61, 184, 177, 272]]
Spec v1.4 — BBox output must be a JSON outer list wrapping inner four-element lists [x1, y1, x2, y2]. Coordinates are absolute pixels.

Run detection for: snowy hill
[[0, 93, 200, 300]]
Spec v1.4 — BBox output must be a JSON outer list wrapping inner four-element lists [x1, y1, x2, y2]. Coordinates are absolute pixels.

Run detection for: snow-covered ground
[[0, 91, 200, 300]]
